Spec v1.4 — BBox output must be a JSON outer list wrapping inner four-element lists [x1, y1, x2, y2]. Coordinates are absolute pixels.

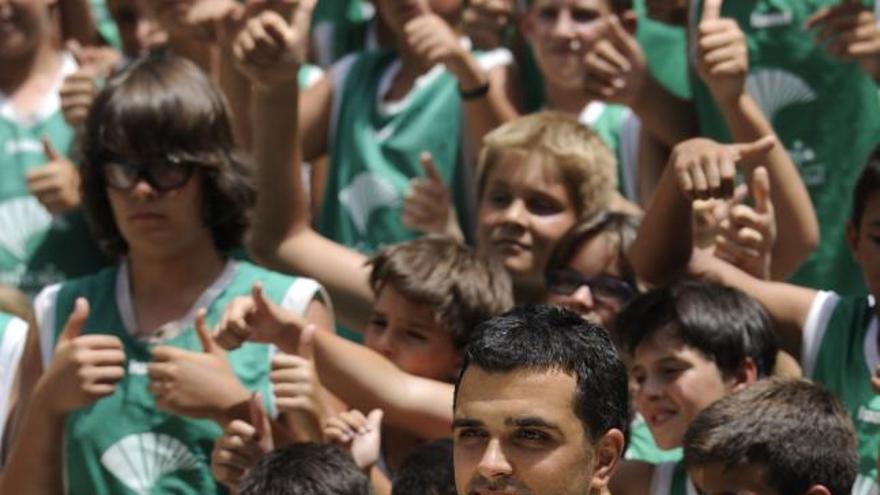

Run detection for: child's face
[[477, 152, 578, 295], [689, 463, 779, 495], [365, 284, 460, 382], [849, 190, 880, 306], [0, 0, 53, 60], [522, 0, 611, 91], [630, 328, 735, 450]]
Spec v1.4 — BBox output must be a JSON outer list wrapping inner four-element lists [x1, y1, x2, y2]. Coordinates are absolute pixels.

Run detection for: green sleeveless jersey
[[311, 0, 375, 66], [625, 414, 683, 465], [634, 0, 691, 99], [806, 294, 879, 493], [35, 260, 326, 494], [0, 54, 108, 296], [689, 0, 880, 295], [322, 48, 510, 254], [650, 461, 696, 495], [0, 311, 28, 450]]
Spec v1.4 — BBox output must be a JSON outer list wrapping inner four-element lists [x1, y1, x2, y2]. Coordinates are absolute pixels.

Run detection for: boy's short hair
[[852, 143, 880, 230], [476, 112, 616, 222], [615, 279, 777, 377], [238, 443, 372, 495], [455, 305, 630, 446], [684, 378, 859, 495], [546, 210, 641, 288], [391, 439, 455, 495], [368, 235, 513, 349], [81, 53, 255, 258]]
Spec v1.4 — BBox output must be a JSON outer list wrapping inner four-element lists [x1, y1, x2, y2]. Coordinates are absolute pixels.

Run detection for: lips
[[128, 211, 166, 222], [492, 239, 530, 254]]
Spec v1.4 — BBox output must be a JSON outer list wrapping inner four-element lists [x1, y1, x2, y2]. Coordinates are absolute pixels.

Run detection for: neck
[[544, 80, 593, 116], [0, 39, 62, 96], [513, 279, 547, 306], [127, 241, 225, 303]]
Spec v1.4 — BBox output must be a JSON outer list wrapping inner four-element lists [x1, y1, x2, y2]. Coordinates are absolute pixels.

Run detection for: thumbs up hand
[[25, 138, 82, 215], [211, 392, 275, 490], [270, 324, 326, 442], [582, 14, 649, 107], [59, 40, 120, 128], [696, 0, 749, 104], [215, 283, 312, 353], [325, 409, 384, 471], [670, 135, 776, 201], [148, 309, 251, 423], [714, 166, 776, 279], [806, 0, 880, 78], [402, 152, 463, 239], [36, 298, 126, 415]]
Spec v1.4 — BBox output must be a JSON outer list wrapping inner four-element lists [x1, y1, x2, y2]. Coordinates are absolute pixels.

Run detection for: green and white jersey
[[0, 311, 28, 450], [578, 101, 642, 202], [322, 45, 512, 254], [803, 292, 880, 494], [34, 260, 329, 495], [625, 414, 683, 465], [311, 0, 377, 66], [90, 0, 122, 49], [688, 0, 880, 295], [634, 0, 691, 100], [650, 462, 697, 495], [299, 63, 324, 90], [0, 53, 108, 296]]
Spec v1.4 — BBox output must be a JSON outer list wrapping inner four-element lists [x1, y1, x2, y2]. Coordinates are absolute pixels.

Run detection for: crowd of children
[[0, 0, 878, 494]]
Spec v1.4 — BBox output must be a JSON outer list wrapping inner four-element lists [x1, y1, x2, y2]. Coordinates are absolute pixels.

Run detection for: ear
[[619, 9, 638, 34], [729, 357, 758, 393], [846, 221, 861, 263], [804, 485, 832, 495], [590, 428, 625, 489]]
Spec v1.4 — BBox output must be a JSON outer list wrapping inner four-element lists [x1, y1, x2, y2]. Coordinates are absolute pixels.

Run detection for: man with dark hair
[[238, 443, 373, 495], [684, 378, 859, 495], [452, 304, 628, 495]]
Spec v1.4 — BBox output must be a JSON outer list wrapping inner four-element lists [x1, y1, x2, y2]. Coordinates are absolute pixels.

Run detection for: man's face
[[688, 463, 780, 495], [453, 367, 608, 495]]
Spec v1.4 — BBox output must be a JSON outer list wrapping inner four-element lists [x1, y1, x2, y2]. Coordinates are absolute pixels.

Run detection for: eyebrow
[[452, 418, 484, 429], [506, 417, 563, 433]]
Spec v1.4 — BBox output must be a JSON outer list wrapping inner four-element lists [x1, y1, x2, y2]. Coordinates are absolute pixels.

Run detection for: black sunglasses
[[545, 269, 637, 304], [103, 158, 198, 193]]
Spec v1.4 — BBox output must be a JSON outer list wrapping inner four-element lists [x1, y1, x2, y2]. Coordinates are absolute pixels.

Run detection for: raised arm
[[237, 4, 373, 331], [696, 0, 818, 279]]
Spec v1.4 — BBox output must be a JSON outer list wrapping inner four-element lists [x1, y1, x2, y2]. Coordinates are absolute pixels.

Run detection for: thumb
[[59, 297, 89, 343], [66, 39, 87, 66], [194, 308, 216, 354], [41, 137, 61, 162], [249, 392, 270, 441], [298, 323, 316, 360], [729, 135, 776, 163], [251, 283, 272, 317], [702, 0, 724, 22], [365, 408, 384, 431], [420, 152, 443, 184], [750, 166, 771, 214]]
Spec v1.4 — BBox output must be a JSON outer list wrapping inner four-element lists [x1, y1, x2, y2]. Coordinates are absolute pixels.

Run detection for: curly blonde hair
[[476, 112, 617, 221]]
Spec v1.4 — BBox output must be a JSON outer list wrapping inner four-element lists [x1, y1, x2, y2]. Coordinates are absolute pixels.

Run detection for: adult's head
[[0, 0, 58, 61], [545, 210, 640, 327], [366, 235, 513, 382], [616, 279, 777, 450], [80, 53, 254, 260], [684, 378, 859, 495], [238, 443, 373, 495], [453, 304, 628, 494], [476, 112, 616, 301]]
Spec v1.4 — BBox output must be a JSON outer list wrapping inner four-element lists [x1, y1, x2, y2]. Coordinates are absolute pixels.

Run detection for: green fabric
[[0, 107, 107, 296], [810, 295, 879, 491], [634, 0, 691, 99], [670, 461, 690, 495], [319, 50, 467, 255], [312, 0, 373, 63], [690, 0, 880, 295], [626, 416, 683, 464], [91, 0, 122, 49], [52, 261, 297, 494], [580, 101, 634, 195]]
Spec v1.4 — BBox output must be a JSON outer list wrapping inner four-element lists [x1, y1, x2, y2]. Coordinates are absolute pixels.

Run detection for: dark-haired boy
[[453, 304, 628, 495], [239, 443, 373, 495], [684, 378, 859, 495]]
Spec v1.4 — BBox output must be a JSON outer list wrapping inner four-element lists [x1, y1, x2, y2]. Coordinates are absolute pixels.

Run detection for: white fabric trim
[[34, 283, 62, 368], [801, 291, 840, 377], [580, 101, 606, 126], [0, 316, 28, 448], [619, 113, 641, 202], [864, 297, 878, 376], [0, 52, 77, 127], [649, 462, 676, 495]]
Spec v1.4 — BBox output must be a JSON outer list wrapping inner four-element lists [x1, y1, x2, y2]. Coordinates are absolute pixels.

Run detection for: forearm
[[0, 391, 66, 493], [630, 77, 699, 147], [219, 52, 253, 151], [628, 162, 694, 286], [311, 331, 453, 439], [716, 93, 818, 279], [455, 61, 519, 153]]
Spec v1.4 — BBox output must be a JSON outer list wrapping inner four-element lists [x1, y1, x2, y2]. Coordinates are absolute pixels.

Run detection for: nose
[[551, 8, 576, 38], [476, 438, 513, 480], [130, 178, 159, 202], [500, 198, 528, 228], [570, 285, 595, 309], [370, 330, 396, 361], [638, 373, 665, 404]]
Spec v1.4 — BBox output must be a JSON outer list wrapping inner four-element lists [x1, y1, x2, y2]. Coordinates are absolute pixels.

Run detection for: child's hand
[[148, 310, 250, 423], [211, 393, 274, 490], [405, 13, 477, 81], [214, 284, 308, 352], [582, 15, 648, 107], [270, 324, 325, 442], [402, 153, 463, 239], [806, 1, 880, 78], [185, 0, 243, 44], [697, 0, 748, 104], [669, 136, 775, 201], [36, 298, 126, 415], [714, 167, 775, 280], [59, 41, 119, 128], [324, 409, 384, 472], [461, 0, 515, 50], [26, 139, 82, 215], [232, 2, 313, 89]]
